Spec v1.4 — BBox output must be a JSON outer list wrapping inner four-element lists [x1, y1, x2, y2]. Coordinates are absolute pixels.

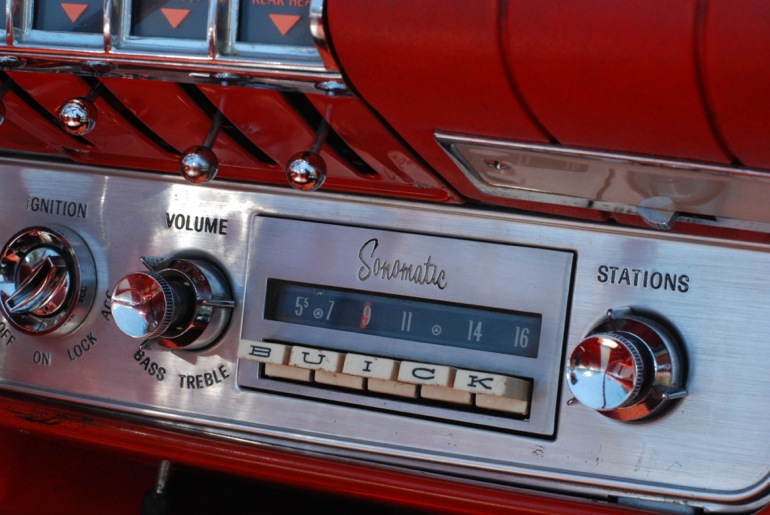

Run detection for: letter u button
[[301, 351, 325, 366], [288, 346, 342, 372]]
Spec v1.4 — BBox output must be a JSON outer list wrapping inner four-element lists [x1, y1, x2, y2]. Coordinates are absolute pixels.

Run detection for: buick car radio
[[2, 0, 770, 512], [237, 218, 572, 435]]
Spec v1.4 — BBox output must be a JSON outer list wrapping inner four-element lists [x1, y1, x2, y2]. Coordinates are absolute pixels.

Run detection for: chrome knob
[[568, 333, 647, 411], [566, 308, 687, 421], [179, 146, 219, 184], [0, 226, 96, 336], [111, 257, 233, 350], [111, 271, 183, 340], [179, 112, 223, 184], [58, 98, 97, 136], [286, 151, 327, 191], [4, 250, 69, 316]]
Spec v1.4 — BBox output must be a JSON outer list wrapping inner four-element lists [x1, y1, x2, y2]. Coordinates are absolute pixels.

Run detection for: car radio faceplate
[[0, 160, 769, 513], [238, 217, 573, 435]]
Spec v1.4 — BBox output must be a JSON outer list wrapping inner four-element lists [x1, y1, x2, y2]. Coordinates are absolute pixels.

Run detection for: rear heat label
[[597, 265, 689, 293]]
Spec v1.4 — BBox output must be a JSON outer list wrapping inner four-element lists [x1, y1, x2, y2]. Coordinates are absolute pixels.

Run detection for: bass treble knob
[[111, 257, 234, 350]]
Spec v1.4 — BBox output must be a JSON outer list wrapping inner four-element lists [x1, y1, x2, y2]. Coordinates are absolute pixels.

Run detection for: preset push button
[[238, 339, 533, 416]]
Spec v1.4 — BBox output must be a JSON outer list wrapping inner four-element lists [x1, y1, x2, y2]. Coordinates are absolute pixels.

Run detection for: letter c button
[[398, 361, 454, 386]]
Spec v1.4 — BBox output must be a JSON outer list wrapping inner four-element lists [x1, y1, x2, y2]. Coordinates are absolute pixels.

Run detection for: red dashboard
[[0, 1, 768, 514]]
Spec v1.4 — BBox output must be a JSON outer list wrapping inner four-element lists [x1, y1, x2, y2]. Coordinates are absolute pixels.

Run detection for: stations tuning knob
[[111, 257, 234, 350], [0, 226, 96, 336], [566, 307, 687, 421]]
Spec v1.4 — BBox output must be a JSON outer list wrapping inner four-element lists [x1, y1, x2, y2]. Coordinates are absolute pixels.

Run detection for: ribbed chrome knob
[[567, 332, 648, 411], [566, 308, 687, 421], [111, 257, 233, 350], [111, 271, 181, 340]]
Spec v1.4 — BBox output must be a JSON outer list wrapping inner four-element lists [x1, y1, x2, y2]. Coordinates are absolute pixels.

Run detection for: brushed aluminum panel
[[0, 159, 768, 512]]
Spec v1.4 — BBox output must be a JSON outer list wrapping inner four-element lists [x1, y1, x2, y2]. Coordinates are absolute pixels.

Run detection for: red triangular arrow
[[268, 14, 301, 36], [60, 3, 88, 23], [161, 8, 190, 29]]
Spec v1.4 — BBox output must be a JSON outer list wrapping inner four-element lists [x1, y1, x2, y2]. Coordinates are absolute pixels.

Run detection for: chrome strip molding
[[438, 132, 770, 231], [309, 0, 337, 71]]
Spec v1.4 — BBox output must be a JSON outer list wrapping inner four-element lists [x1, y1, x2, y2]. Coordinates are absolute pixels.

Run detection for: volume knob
[[111, 257, 233, 350], [110, 271, 184, 340], [566, 308, 687, 421]]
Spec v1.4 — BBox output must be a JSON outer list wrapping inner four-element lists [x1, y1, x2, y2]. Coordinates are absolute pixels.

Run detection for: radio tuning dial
[[0, 226, 96, 336], [566, 307, 687, 421], [111, 257, 233, 350]]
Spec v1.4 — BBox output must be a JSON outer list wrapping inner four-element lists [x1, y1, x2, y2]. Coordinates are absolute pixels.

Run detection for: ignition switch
[[0, 226, 96, 336]]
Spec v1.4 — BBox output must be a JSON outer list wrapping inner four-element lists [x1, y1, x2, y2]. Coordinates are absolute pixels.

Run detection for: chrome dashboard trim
[[0, 160, 768, 513], [117, 0, 210, 56], [3, 0, 9, 43], [309, 0, 337, 71], [7, 0, 17, 44], [0, 0, 340, 85], [17, 0, 103, 48], [103, 0, 113, 52], [206, 0, 220, 58], [438, 132, 770, 231]]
